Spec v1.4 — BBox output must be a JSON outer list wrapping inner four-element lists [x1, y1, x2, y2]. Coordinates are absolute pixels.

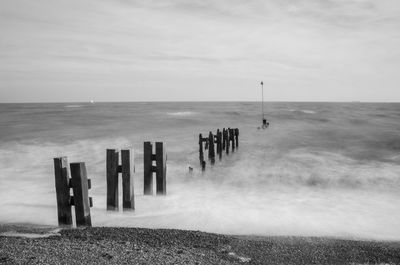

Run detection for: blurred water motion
[[0, 102, 399, 240]]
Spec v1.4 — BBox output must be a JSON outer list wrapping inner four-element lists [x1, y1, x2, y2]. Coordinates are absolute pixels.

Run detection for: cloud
[[0, 0, 399, 102]]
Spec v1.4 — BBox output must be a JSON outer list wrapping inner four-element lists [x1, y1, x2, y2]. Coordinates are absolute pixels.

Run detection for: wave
[[287, 109, 316, 114], [1, 102, 400, 240], [64, 105, 83, 108], [212, 148, 400, 190], [1, 136, 400, 240], [301, 110, 316, 114], [167, 111, 196, 116]]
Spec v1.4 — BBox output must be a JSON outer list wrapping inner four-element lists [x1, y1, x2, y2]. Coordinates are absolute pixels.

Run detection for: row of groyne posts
[[53, 141, 166, 227], [199, 128, 239, 171]]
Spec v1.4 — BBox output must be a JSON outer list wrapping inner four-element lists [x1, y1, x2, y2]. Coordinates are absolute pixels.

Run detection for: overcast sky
[[0, 0, 399, 102]]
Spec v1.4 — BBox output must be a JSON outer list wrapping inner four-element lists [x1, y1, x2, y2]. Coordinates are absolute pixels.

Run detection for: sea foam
[[0, 102, 399, 240]]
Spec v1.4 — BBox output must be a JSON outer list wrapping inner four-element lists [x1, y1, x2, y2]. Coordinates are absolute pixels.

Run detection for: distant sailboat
[[260, 81, 269, 129]]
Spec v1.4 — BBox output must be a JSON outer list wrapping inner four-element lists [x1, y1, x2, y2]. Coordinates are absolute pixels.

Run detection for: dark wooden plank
[[106, 149, 119, 211], [143, 142, 153, 195], [155, 142, 167, 195], [235, 128, 239, 148], [199, 133, 204, 166], [230, 128, 235, 152], [225, 128, 230, 155], [222, 128, 226, 150], [54, 157, 72, 227], [217, 129, 222, 160], [70, 162, 92, 227], [220, 130, 223, 159], [215, 130, 219, 158], [208, 131, 215, 165], [121, 149, 135, 210]]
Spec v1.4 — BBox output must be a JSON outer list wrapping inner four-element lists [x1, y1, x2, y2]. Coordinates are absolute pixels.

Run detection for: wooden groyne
[[106, 149, 135, 211], [199, 128, 239, 171], [53, 125, 238, 227], [144, 142, 167, 195], [54, 141, 167, 227], [54, 158, 93, 227]]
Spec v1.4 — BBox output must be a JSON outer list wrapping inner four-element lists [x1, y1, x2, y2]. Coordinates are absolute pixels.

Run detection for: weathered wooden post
[[143, 142, 153, 195], [54, 157, 72, 227], [201, 160, 206, 171], [214, 133, 218, 158], [106, 149, 119, 211], [144, 141, 167, 195], [199, 133, 204, 166], [216, 129, 222, 160], [156, 142, 167, 195], [230, 128, 235, 152], [106, 149, 135, 211], [208, 131, 215, 165], [70, 162, 92, 227], [222, 128, 226, 150], [235, 128, 239, 148], [225, 128, 230, 154], [121, 149, 135, 210]]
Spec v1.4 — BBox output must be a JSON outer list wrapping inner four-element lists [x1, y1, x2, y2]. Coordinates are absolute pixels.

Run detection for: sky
[[0, 0, 399, 102]]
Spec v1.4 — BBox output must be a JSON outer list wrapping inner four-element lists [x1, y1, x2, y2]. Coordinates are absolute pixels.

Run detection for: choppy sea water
[[0, 102, 399, 240]]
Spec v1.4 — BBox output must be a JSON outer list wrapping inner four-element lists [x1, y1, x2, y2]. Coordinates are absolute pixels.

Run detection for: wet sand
[[1, 224, 400, 264]]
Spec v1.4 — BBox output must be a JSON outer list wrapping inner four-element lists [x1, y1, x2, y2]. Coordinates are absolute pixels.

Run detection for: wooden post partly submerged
[[121, 149, 135, 210], [208, 131, 215, 165], [230, 128, 235, 152], [106, 149, 135, 211], [54, 157, 72, 227], [144, 141, 167, 195], [216, 129, 222, 160], [197, 127, 239, 171], [199, 133, 204, 166], [235, 128, 239, 148], [156, 142, 166, 195], [225, 128, 230, 154], [222, 128, 226, 150], [106, 149, 119, 211], [70, 162, 92, 227], [143, 142, 153, 195]]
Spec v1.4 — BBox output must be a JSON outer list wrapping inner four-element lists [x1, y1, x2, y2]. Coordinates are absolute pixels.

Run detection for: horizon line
[[0, 100, 399, 104]]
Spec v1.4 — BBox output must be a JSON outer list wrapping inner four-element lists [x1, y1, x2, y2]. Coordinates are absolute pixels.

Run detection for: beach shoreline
[[1, 224, 400, 264]]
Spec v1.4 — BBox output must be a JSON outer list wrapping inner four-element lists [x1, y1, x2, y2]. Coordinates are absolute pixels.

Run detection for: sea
[[0, 102, 399, 240]]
